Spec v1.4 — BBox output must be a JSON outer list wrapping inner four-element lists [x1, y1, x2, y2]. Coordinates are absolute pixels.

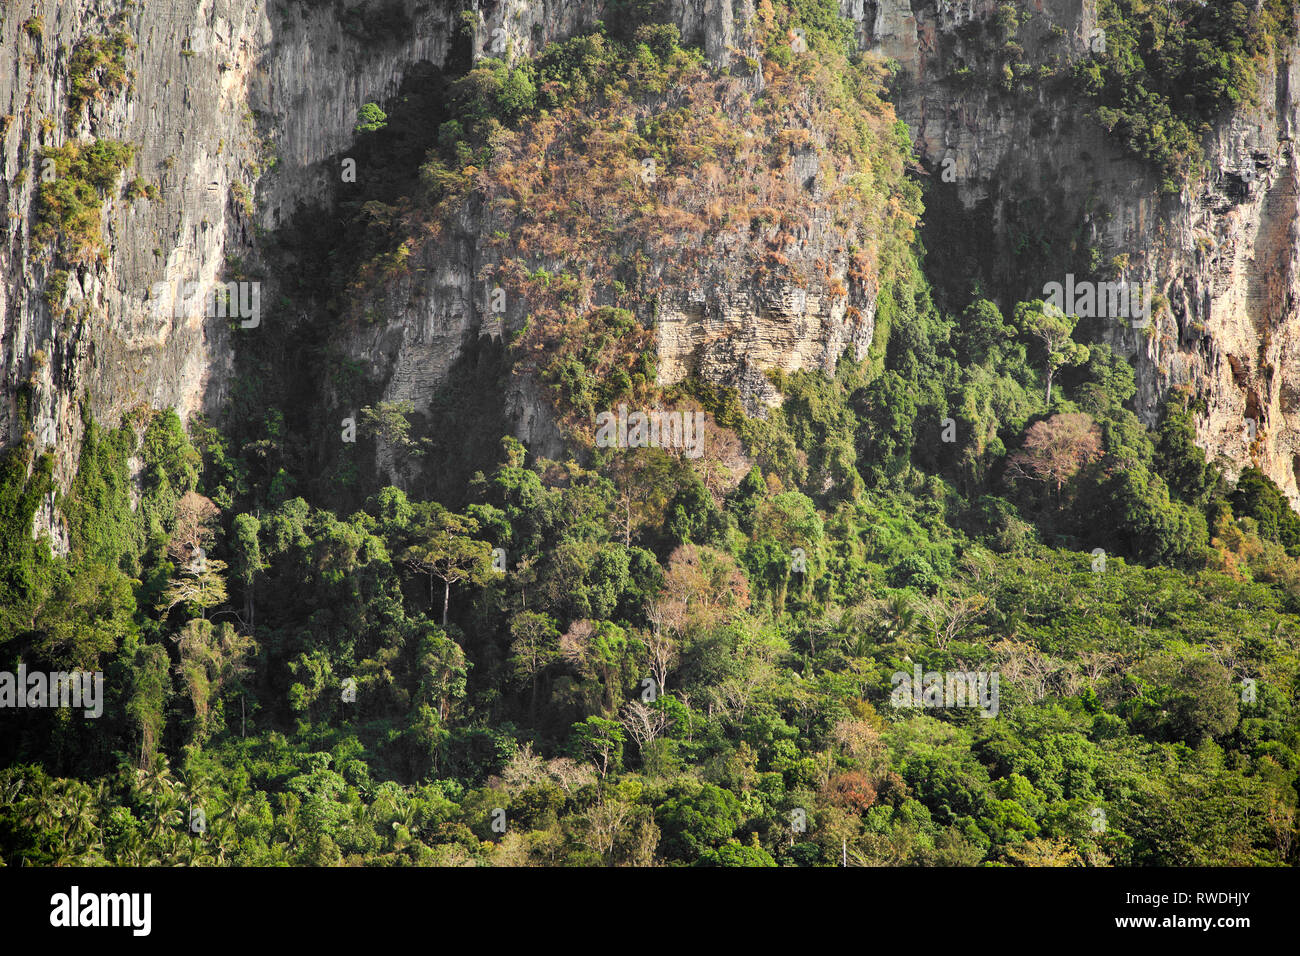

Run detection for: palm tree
[[48, 843, 77, 867], [881, 593, 916, 641], [63, 786, 99, 850], [223, 786, 255, 841], [277, 793, 301, 849], [146, 798, 183, 843], [31, 784, 59, 834], [1, 773, 27, 806], [179, 831, 216, 866], [206, 817, 233, 865], [116, 831, 147, 866], [177, 768, 212, 838], [390, 800, 419, 848], [154, 828, 184, 865], [136, 755, 175, 813]]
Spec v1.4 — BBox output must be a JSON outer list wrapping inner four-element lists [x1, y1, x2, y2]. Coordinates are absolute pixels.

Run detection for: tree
[[664, 473, 727, 547], [855, 370, 917, 475], [172, 619, 255, 742], [229, 513, 262, 626], [958, 298, 1013, 365], [619, 699, 672, 756], [826, 771, 878, 814], [1109, 463, 1208, 567], [361, 402, 428, 488], [642, 602, 682, 699], [354, 102, 387, 134], [156, 491, 227, 618], [1015, 300, 1089, 405], [168, 491, 219, 565], [577, 795, 632, 865], [570, 717, 625, 777], [697, 839, 778, 867], [659, 544, 750, 626], [401, 505, 493, 625], [32, 560, 136, 669], [726, 466, 766, 536], [126, 643, 170, 768], [417, 630, 469, 722], [1007, 412, 1103, 501], [644, 544, 751, 696], [1230, 468, 1300, 555], [1075, 343, 1137, 415], [1132, 650, 1239, 745], [918, 592, 990, 651], [410, 704, 450, 778], [879, 593, 917, 643], [508, 611, 560, 721], [1155, 405, 1216, 505], [656, 783, 743, 861], [748, 491, 824, 612], [288, 648, 333, 721], [158, 557, 228, 618], [606, 449, 680, 546]]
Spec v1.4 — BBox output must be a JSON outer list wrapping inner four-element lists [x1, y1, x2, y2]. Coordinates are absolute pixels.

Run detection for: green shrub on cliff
[[1076, 0, 1298, 190], [34, 139, 135, 260], [67, 32, 133, 118]]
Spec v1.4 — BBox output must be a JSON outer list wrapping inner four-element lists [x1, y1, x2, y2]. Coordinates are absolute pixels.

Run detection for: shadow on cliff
[[214, 32, 515, 513]]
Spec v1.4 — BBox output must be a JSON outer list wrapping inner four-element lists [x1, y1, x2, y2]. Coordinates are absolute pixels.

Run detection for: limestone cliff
[[1, 0, 761, 487], [7, 0, 1300, 512], [849, 0, 1300, 503], [0, 0, 479, 491]]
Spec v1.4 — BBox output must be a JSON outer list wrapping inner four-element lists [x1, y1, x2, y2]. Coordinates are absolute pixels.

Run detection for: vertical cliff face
[[257, 0, 1300, 508], [337, 29, 906, 472], [3, 0, 253, 487], [9, 0, 1300, 507], [1, 0, 765, 487], [0, 0, 486, 493], [329, 1, 906, 462], [849, 0, 1300, 503]]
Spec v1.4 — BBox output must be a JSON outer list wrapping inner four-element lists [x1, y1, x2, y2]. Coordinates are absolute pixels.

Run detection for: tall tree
[[228, 513, 263, 626], [1007, 412, 1103, 501], [1015, 300, 1089, 405], [401, 505, 493, 625], [508, 611, 560, 722]]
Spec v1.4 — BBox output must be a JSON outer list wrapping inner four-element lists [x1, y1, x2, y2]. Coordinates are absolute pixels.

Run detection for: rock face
[[334, 9, 891, 454], [655, 258, 877, 415], [850, 0, 1300, 503], [0, 0, 481, 489], [339, 53, 890, 464], [3, 0, 253, 486], [7, 0, 1300, 506], [0, 0, 763, 487]]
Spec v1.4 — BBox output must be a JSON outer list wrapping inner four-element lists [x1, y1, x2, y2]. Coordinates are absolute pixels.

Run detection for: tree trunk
[[442, 579, 450, 627]]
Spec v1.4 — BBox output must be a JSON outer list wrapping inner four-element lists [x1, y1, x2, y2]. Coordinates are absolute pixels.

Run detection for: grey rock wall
[[853, 0, 1300, 502], [8, 0, 1300, 514]]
